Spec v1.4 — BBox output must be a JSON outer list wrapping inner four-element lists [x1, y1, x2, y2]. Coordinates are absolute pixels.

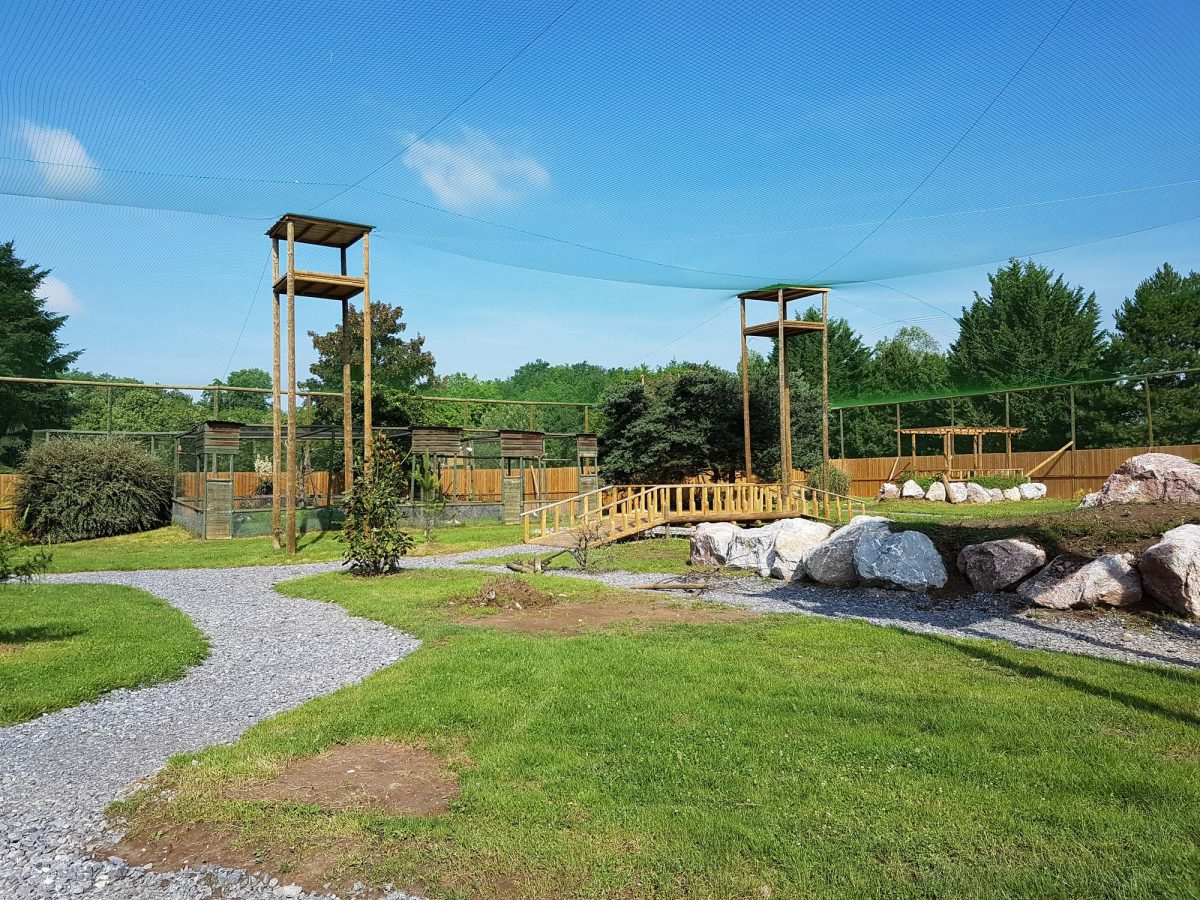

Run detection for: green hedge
[[900, 472, 1029, 491], [17, 438, 173, 543]]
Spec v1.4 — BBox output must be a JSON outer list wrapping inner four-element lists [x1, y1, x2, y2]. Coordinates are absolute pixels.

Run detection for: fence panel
[[0, 474, 18, 531]]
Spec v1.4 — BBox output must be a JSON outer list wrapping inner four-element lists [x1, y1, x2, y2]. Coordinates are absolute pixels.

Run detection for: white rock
[[853, 529, 948, 592], [725, 524, 778, 573], [1079, 491, 1100, 508], [804, 515, 893, 586], [964, 483, 991, 503], [765, 518, 834, 581], [1002, 487, 1022, 502], [877, 482, 900, 501], [1092, 453, 1200, 506], [1018, 482, 1040, 500], [900, 479, 926, 499], [946, 482, 968, 504], [689, 522, 738, 567], [1031, 482, 1048, 498], [957, 539, 1046, 592], [1017, 553, 1142, 610], [1138, 524, 1200, 618], [924, 481, 947, 502], [987, 488, 1004, 503]]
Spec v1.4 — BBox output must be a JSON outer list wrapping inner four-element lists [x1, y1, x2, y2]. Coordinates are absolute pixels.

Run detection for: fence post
[[106, 386, 114, 433], [895, 403, 900, 457], [839, 408, 845, 459], [1144, 378, 1154, 449], [1069, 385, 1077, 497]]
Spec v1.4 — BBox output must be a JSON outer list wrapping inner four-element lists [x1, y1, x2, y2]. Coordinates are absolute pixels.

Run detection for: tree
[[1083, 263, 1200, 447], [0, 242, 81, 466], [598, 364, 741, 483], [203, 367, 271, 422], [948, 259, 1104, 450], [68, 372, 203, 434], [307, 302, 435, 428]]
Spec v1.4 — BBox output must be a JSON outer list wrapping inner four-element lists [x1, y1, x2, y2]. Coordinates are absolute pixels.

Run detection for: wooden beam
[[740, 297, 752, 478], [286, 220, 298, 555], [821, 290, 830, 491], [340, 247, 353, 495], [271, 238, 282, 551], [362, 232, 373, 467], [776, 288, 791, 500]]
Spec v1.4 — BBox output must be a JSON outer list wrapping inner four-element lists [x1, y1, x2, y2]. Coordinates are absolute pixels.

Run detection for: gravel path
[[3, 541, 1196, 899], [1, 562, 417, 900]]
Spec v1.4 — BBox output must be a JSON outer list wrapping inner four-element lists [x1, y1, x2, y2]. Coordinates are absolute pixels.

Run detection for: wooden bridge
[[521, 482, 867, 548]]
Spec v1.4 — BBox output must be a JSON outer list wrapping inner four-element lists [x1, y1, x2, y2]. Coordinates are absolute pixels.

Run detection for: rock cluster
[[877, 479, 1047, 503]]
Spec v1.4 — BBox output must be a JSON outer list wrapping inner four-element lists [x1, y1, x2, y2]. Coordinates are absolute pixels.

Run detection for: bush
[[0, 532, 50, 582], [804, 463, 851, 496], [17, 438, 173, 543], [340, 434, 415, 576], [898, 470, 1028, 492]]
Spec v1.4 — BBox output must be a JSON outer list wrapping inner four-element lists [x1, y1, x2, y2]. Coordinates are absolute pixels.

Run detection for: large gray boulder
[[946, 482, 968, 504], [1002, 486, 1022, 502], [1138, 524, 1200, 618], [957, 539, 1046, 592], [853, 529, 948, 592], [725, 523, 780, 573], [925, 481, 947, 502], [689, 522, 738, 566], [1018, 482, 1048, 500], [964, 483, 991, 504], [1017, 553, 1142, 610], [901, 479, 926, 499], [805, 515, 893, 586], [1092, 453, 1200, 506], [765, 518, 834, 581]]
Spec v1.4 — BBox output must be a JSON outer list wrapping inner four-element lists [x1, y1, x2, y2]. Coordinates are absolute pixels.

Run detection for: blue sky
[[2, 0, 1198, 393]]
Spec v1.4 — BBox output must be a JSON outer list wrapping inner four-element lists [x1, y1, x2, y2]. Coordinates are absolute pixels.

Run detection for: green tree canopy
[[0, 242, 81, 466], [203, 367, 272, 422]]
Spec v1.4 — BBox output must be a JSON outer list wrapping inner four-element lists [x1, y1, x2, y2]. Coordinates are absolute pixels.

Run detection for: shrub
[[0, 532, 51, 583], [805, 463, 851, 496], [340, 434, 415, 576], [17, 438, 173, 543]]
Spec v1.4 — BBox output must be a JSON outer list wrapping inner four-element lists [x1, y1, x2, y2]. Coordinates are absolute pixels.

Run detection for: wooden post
[[1144, 378, 1154, 449], [106, 386, 114, 433], [583, 405, 590, 432], [361, 232, 373, 468], [271, 238, 282, 550], [740, 297, 752, 478], [895, 403, 901, 457], [776, 289, 791, 500], [1069, 385, 1077, 496], [528, 404, 535, 430], [212, 387, 220, 418], [340, 247, 353, 494], [838, 408, 845, 459], [1004, 392, 1012, 467], [285, 221, 298, 555], [821, 290, 831, 491]]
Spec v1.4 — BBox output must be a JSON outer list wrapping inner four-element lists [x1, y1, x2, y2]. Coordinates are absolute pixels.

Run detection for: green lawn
[[43, 523, 525, 573], [0, 583, 209, 725], [114, 567, 1200, 899], [494, 536, 698, 575], [864, 498, 1078, 522]]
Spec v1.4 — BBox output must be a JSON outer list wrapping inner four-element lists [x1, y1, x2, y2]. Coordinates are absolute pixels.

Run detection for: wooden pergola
[[897, 424, 1025, 475], [738, 285, 829, 497], [267, 213, 374, 555]]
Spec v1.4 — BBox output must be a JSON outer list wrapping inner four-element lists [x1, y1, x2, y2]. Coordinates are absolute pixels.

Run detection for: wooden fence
[[836, 443, 1200, 499], [0, 473, 17, 531]]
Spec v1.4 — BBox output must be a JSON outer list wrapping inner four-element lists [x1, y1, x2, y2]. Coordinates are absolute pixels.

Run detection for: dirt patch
[[0, 643, 23, 656], [111, 742, 454, 898], [458, 593, 757, 635], [908, 502, 1200, 559], [233, 741, 460, 817], [463, 576, 557, 610]]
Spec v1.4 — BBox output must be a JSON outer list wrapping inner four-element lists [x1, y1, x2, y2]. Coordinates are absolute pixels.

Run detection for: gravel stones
[[957, 539, 1046, 592], [853, 529, 947, 592], [1017, 553, 1142, 610], [1139, 524, 1200, 617], [1, 562, 420, 900]]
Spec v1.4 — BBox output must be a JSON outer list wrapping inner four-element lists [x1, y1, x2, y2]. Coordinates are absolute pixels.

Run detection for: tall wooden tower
[[267, 214, 374, 554]]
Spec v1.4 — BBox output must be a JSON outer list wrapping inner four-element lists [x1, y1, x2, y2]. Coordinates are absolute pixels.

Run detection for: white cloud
[[40, 275, 85, 316], [17, 121, 100, 193], [402, 127, 548, 210]]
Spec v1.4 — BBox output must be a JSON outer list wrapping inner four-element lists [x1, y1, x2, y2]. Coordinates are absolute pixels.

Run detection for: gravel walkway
[[1, 562, 417, 900], [3, 542, 1196, 899]]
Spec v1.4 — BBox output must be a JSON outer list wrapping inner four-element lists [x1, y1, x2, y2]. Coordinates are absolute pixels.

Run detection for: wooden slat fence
[[837, 443, 1200, 499], [0, 473, 18, 531]]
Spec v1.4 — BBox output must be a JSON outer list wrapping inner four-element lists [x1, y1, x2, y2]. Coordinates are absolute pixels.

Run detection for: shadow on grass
[[913, 631, 1200, 728], [0, 624, 83, 645]]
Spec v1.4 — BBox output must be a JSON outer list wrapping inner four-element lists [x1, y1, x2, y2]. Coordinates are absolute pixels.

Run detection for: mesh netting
[[3, 0, 1197, 289]]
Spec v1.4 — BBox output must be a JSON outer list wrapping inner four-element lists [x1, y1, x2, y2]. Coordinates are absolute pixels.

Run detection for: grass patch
[[494, 536, 703, 576], [0, 583, 209, 725], [43, 523, 524, 573], [114, 567, 1200, 899], [866, 498, 1078, 522]]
